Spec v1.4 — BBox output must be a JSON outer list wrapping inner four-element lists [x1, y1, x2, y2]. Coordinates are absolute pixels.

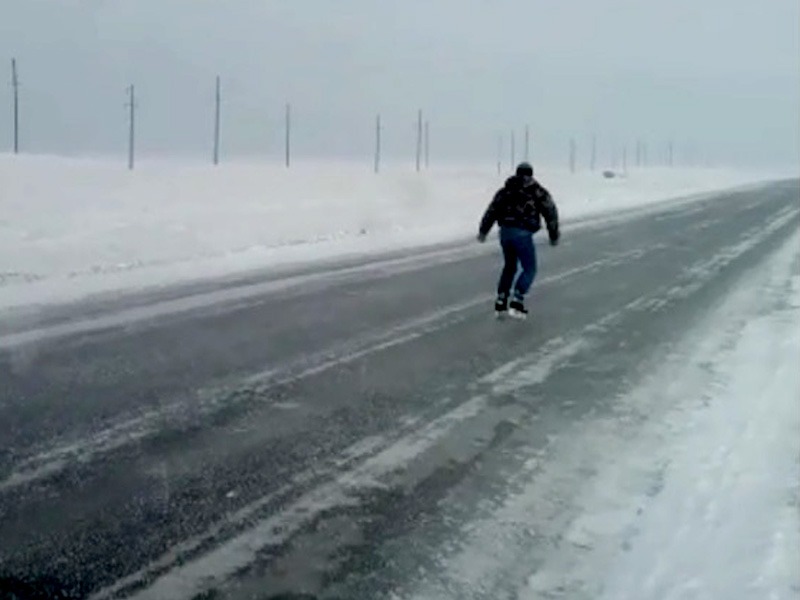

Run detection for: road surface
[[1, 180, 798, 599]]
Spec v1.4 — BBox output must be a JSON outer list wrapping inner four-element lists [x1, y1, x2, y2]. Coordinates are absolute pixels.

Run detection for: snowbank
[[0, 154, 788, 311]]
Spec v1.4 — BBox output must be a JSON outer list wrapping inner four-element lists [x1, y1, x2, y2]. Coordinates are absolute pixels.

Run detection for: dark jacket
[[479, 175, 559, 241]]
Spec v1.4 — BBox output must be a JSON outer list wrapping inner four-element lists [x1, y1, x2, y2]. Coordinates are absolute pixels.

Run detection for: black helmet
[[515, 162, 534, 178]]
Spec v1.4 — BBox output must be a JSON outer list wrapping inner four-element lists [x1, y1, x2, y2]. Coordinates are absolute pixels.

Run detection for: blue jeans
[[498, 227, 537, 300]]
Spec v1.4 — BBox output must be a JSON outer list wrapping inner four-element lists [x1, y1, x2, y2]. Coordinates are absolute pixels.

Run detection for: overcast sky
[[1, 0, 798, 167]]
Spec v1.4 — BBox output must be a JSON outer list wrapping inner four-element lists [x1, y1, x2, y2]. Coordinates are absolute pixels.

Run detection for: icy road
[[1, 181, 799, 600]]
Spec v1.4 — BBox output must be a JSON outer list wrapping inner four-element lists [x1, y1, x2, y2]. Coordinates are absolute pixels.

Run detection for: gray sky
[[1, 0, 798, 167]]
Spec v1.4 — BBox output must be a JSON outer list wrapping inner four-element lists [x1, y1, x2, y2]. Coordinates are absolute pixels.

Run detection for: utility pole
[[126, 85, 136, 170], [213, 76, 221, 165], [424, 120, 430, 169], [496, 133, 503, 175], [668, 140, 674, 167], [511, 129, 516, 167], [374, 113, 381, 174], [622, 145, 628, 174], [11, 58, 19, 153], [569, 138, 577, 174], [524, 125, 530, 161], [415, 109, 422, 172], [590, 134, 597, 171], [285, 103, 291, 168]]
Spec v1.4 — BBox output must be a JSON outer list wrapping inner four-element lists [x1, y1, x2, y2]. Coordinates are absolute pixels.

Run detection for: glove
[[548, 227, 560, 246], [477, 233, 487, 243]]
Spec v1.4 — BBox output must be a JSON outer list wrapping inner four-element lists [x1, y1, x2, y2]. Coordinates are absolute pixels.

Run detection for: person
[[477, 162, 559, 319]]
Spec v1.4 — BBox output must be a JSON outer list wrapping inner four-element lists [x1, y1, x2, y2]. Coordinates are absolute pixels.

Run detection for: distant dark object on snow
[[602, 170, 617, 179]]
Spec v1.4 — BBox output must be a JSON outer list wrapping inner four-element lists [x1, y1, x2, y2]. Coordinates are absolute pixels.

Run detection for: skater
[[477, 162, 560, 319]]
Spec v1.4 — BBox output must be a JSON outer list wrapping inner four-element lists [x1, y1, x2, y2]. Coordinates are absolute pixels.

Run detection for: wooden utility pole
[[524, 125, 530, 161], [285, 103, 291, 168], [213, 76, 221, 165], [415, 109, 423, 172], [126, 85, 136, 170], [424, 120, 430, 169], [374, 114, 381, 174], [496, 133, 503, 174], [569, 138, 577, 173], [11, 58, 19, 153], [590, 134, 597, 171], [511, 129, 516, 167]]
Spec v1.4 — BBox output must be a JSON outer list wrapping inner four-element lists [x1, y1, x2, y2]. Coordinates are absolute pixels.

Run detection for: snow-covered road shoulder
[[589, 236, 800, 600]]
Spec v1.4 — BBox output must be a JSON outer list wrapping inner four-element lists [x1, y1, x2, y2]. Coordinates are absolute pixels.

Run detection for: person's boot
[[509, 298, 528, 319], [495, 295, 508, 318]]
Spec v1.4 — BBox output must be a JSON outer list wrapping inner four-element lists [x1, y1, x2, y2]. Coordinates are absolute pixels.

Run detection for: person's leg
[[512, 233, 537, 301], [497, 233, 520, 302]]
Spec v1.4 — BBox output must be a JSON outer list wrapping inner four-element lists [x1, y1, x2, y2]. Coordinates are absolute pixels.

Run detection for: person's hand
[[548, 228, 560, 246], [477, 233, 487, 243]]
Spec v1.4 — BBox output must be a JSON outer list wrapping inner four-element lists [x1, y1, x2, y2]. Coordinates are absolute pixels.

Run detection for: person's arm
[[478, 190, 503, 241], [535, 184, 560, 245]]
